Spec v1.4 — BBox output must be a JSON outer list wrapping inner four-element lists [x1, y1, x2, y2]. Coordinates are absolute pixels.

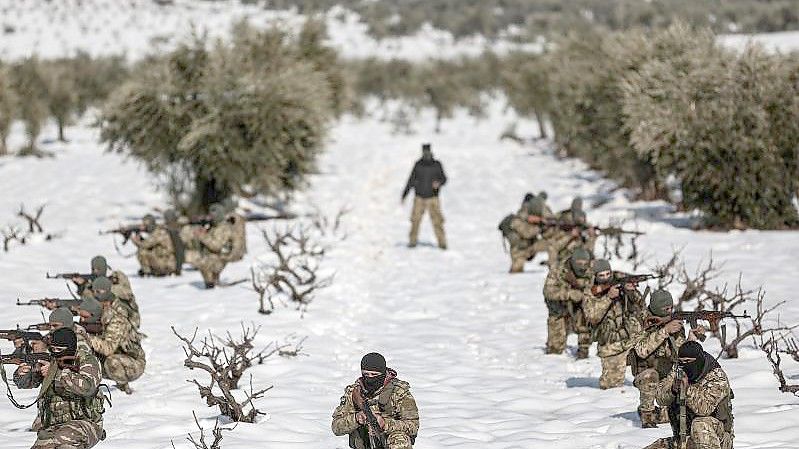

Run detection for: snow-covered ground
[[0, 101, 798, 448], [0, 0, 538, 61], [1, 3, 799, 448]]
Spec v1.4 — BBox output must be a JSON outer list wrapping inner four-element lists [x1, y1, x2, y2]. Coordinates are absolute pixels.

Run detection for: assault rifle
[[538, 219, 644, 236], [16, 298, 82, 309], [675, 364, 688, 449], [99, 224, 147, 244], [0, 351, 78, 372], [46, 272, 96, 281], [0, 329, 44, 343], [355, 395, 388, 449], [25, 321, 102, 335], [591, 273, 662, 296], [646, 310, 751, 342]]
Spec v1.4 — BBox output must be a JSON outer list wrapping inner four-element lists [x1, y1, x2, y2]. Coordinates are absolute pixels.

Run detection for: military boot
[[656, 406, 670, 424], [117, 382, 132, 395], [638, 407, 658, 428]]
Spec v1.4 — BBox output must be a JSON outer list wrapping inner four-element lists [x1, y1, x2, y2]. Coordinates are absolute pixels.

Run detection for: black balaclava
[[48, 328, 78, 359], [361, 352, 387, 394], [523, 192, 534, 203], [421, 144, 433, 162], [678, 341, 705, 383]]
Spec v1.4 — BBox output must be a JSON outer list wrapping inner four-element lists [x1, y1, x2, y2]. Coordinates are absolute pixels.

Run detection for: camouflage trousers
[[409, 196, 446, 248], [545, 299, 591, 356], [599, 349, 629, 389], [634, 368, 665, 413], [191, 253, 227, 286], [102, 353, 145, 386], [32, 419, 103, 449], [509, 240, 549, 273], [137, 248, 177, 276], [387, 431, 413, 449], [642, 417, 733, 449]]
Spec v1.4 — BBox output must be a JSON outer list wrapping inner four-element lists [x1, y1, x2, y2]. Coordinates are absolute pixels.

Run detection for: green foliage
[[622, 44, 799, 229], [101, 24, 337, 213], [0, 65, 14, 156], [8, 58, 49, 156], [501, 51, 551, 138], [41, 61, 79, 142]]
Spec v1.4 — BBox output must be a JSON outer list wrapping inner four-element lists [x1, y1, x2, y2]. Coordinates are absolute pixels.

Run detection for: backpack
[[498, 214, 516, 237]]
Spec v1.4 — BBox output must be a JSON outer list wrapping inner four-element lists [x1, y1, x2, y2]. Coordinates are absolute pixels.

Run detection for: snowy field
[[0, 0, 538, 62], [1, 2, 799, 448], [0, 102, 798, 448]]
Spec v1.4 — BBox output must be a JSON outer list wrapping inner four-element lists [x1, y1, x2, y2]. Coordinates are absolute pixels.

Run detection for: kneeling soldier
[[332, 353, 420, 448], [15, 328, 106, 449], [643, 341, 734, 449]]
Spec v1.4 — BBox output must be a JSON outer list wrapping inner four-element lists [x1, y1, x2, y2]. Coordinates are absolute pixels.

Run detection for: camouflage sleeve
[[383, 386, 420, 436], [136, 228, 168, 250], [583, 294, 612, 326], [583, 232, 598, 253], [634, 327, 670, 359], [332, 385, 359, 436], [549, 231, 576, 253], [198, 226, 232, 253], [543, 272, 569, 302], [686, 368, 731, 416], [88, 313, 129, 357], [510, 218, 540, 240], [655, 370, 677, 407], [55, 353, 101, 397], [13, 366, 43, 389]]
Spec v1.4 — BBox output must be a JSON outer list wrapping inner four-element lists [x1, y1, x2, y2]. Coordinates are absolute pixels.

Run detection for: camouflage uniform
[[332, 369, 419, 449], [192, 220, 234, 287], [583, 273, 645, 389], [507, 209, 543, 273], [226, 212, 247, 262], [83, 272, 140, 330], [643, 359, 734, 449], [632, 314, 686, 426], [88, 297, 145, 392], [542, 258, 593, 357], [15, 341, 106, 448], [545, 223, 597, 269], [133, 226, 177, 276]]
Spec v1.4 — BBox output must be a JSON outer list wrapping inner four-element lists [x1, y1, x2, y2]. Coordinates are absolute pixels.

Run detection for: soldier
[[631, 290, 703, 427], [332, 352, 420, 449], [542, 247, 594, 358], [192, 204, 234, 288], [643, 341, 734, 449], [546, 209, 597, 268], [401, 143, 447, 250], [14, 328, 106, 449], [73, 255, 134, 303], [130, 214, 169, 276], [583, 259, 645, 389], [537, 191, 554, 216], [87, 276, 146, 394], [500, 195, 547, 273], [223, 198, 247, 262]]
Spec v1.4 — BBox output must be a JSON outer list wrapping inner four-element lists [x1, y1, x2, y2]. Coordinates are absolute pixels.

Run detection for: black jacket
[[402, 158, 447, 199]]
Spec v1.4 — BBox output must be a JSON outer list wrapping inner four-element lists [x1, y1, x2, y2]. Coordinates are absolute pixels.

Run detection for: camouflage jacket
[[82, 269, 135, 303], [548, 230, 597, 265], [632, 312, 686, 377], [332, 370, 419, 448], [543, 263, 593, 304], [583, 274, 645, 356], [133, 227, 175, 261], [88, 298, 144, 362], [657, 361, 734, 434], [508, 211, 541, 248], [15, 344, 105, 428], [197, 223, 234, 257]]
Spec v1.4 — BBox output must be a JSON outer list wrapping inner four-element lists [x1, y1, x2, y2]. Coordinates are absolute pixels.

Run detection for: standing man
[[542, 247, 594, 358], [643, 341, 734, 449], [332, 352, 419, 448], [402, 143, 447, 249], [583, 259, 645, 389]]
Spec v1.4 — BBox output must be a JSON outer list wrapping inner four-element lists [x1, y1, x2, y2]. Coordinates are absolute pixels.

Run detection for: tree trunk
[[534, 110, 547, 139], [193, 174, 230, 214], [0, 136, 7, 156], [57, 119, 66, 142]]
